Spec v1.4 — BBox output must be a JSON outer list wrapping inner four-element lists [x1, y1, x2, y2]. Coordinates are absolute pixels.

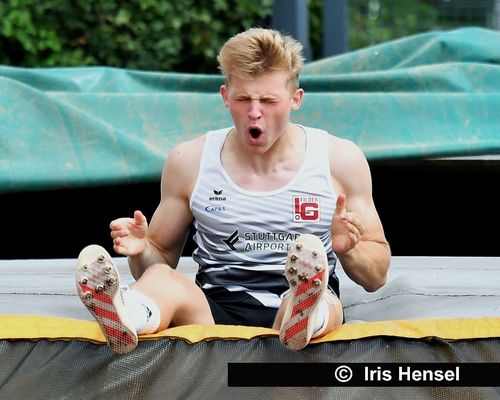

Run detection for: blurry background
[[1, 0, 499, 258], [2, 0, 500, 71]]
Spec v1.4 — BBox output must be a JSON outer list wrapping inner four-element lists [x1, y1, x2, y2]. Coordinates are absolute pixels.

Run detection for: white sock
[[311, 296, 329, 338], [121, 287, 161, 334]]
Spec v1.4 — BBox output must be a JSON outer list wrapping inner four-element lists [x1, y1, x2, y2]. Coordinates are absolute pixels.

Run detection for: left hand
[[332, 193, 366, 255]]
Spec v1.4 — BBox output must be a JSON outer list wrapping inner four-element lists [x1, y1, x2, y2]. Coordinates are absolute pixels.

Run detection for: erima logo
[[223, 229, 239, 250], [209, 189, 226, 202]]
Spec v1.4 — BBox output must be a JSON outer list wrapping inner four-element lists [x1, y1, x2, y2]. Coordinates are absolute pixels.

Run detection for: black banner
[[228, 363, 500, 387]]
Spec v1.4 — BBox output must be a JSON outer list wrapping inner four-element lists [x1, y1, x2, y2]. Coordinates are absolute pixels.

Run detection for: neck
[[227, 124, 304, 174], [220, 125, 307, 191]]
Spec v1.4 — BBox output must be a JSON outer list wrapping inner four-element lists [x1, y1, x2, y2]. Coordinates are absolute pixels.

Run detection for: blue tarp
[[1, 27, 500, 193]]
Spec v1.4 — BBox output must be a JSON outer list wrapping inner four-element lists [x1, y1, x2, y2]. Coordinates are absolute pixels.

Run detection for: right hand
[[332, 194, 365, 255], [110, 210, 148, 256]]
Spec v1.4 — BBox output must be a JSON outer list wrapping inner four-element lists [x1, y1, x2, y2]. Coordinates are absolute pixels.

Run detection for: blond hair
[[217, 28, 304, 90]]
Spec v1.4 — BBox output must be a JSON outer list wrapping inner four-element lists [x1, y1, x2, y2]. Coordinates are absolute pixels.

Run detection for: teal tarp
[[1, 27, 500, 193]]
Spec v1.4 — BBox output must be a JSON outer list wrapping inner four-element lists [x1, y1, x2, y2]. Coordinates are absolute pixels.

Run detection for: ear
[[220, 85, 229, 108], [290, 88, 304, 110]]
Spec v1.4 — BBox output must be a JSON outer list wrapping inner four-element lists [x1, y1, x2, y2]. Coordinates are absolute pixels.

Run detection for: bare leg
[[77, 245, 213, 354], [130, 263, 214, 330]]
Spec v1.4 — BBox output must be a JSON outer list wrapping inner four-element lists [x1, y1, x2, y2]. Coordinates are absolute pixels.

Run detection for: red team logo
[[293, 196, 320, 222]]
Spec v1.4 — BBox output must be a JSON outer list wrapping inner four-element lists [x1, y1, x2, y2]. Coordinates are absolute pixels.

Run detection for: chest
[[220, 144, 305, 192], [224, 168, 299, 192]]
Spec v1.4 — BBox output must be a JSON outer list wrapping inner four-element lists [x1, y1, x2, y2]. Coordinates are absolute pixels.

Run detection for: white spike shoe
[[76, 245, 138, 354], [279, 234, 329, 350]]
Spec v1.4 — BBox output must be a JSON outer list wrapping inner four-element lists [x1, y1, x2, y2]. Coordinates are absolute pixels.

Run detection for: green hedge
[[0, 0, 450, 73], [0, 0, 274, 72]]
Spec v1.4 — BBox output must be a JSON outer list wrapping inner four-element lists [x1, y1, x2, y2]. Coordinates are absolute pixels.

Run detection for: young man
[[76, 28, 391, 354]]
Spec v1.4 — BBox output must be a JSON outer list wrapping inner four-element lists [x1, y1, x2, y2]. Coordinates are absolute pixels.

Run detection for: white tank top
[[189, 125, 339, 309]]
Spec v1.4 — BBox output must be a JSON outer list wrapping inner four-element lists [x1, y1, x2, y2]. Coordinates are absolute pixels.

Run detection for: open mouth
[[249, 127, 263, 139]]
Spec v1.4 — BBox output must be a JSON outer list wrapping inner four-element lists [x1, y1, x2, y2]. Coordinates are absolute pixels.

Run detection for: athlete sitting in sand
[[76, 27, 391, 354]]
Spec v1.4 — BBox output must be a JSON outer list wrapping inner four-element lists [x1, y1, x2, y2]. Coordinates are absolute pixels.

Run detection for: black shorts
[[203, 289, 279, 328], [203, 287, 345, 328], [202, 275, 341, 328]]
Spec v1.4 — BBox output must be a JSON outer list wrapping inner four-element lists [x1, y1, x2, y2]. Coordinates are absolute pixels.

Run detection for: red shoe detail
[[280, 234, 328, 350], [76, 245, 138, 354]]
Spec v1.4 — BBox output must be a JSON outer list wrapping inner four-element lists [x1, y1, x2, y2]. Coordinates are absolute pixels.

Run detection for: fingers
[[335, 194, 365, 238], [334, 193, 347, 218], [109, 211, 147, 236], [334, 194, 365, 249], [113, 242, 126, 255], [133, 210, 148, 227], [340, 218, 361, 243], [349, 232, 361, 249], [345, 214, 366, 237], [109, 217, 133, 239], [111, 229, 133, 255], [109, 211, 148, 248]]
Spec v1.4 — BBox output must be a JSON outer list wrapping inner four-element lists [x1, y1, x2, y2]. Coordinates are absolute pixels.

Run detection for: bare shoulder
[[326, 134, 371, 193], [327, 134, 368, 168], [161, 134, 207, 196], [165, 134, 206, 169]]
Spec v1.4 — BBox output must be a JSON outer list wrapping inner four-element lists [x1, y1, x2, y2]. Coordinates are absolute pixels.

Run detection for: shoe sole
[[76, 245, 138, 354], [280, 234, 328, 350]]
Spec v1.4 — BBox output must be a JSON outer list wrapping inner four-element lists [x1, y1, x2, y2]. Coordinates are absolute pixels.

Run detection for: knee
[[133, 263, 182, 302], [141, 263, 174, 280]]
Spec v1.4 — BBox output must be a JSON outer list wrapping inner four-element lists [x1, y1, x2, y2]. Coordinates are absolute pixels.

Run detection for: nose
[[248, 99, 262, 120]]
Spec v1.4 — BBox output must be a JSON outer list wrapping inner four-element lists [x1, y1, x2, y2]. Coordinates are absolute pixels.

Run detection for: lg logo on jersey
[[293, 196, 320, 222]]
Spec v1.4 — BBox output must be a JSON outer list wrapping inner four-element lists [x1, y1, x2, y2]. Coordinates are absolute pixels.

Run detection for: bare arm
[[329, 136, 391, 292], [111, 136, 205, 280]]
